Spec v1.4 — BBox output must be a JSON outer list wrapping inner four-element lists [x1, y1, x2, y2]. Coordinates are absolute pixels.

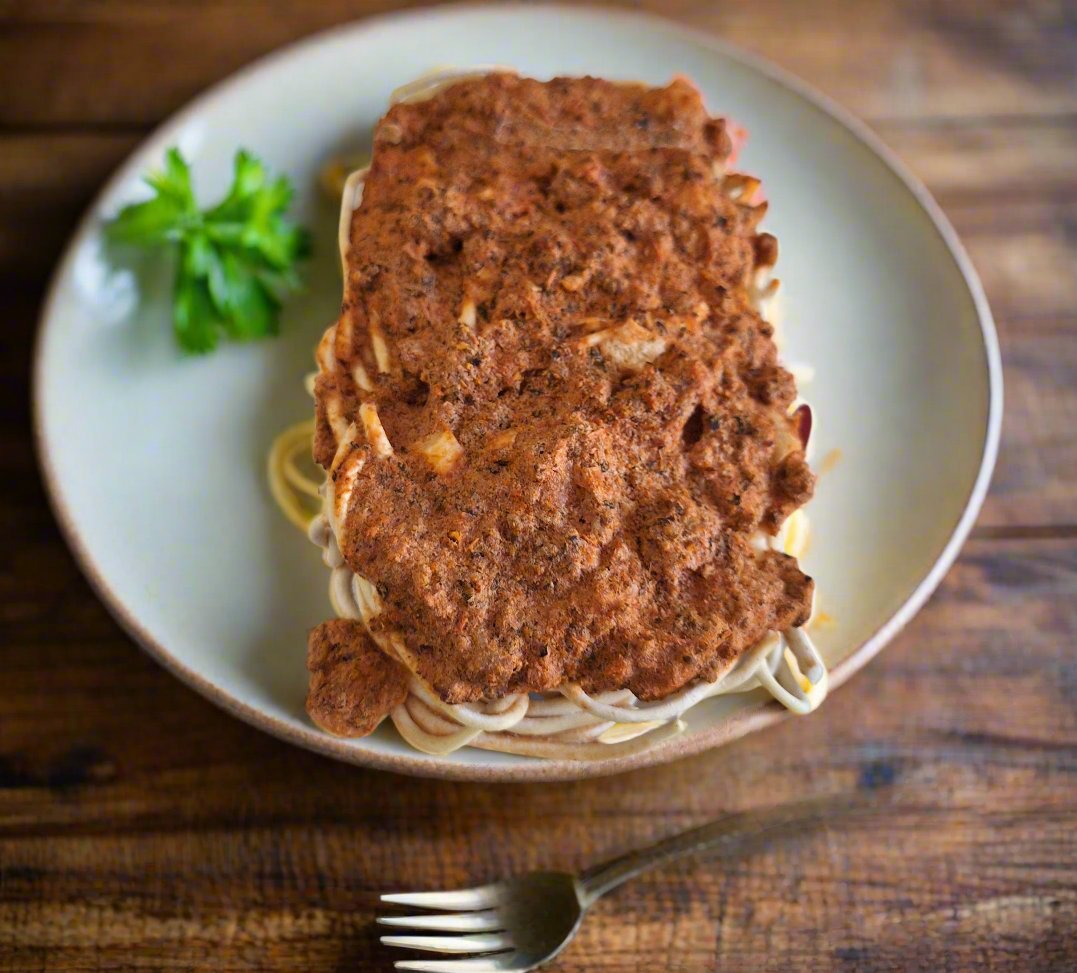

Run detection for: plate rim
[[31, 2, 1004, 782]]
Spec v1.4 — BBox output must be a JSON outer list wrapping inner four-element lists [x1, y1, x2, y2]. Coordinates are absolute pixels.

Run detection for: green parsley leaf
[[106, 147, 308, 354], [147, 148, 196, 210], [208, 248, 280, 341], [174, 267, 223, 355]]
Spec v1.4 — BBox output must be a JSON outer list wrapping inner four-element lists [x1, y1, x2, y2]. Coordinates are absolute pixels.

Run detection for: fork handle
[[576, 793, 869, 906]]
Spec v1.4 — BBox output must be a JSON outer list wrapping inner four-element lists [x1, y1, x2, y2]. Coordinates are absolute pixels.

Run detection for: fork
[[379, 793, 869, 971]]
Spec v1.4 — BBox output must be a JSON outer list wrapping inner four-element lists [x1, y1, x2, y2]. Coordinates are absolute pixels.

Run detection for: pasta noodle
[[268, 69, 829, 759]]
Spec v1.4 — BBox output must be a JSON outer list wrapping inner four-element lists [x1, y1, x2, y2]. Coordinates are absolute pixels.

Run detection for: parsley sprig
[[107, 148, 310, 353]]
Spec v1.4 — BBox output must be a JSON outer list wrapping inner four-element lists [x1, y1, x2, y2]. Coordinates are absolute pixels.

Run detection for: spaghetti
[[268, 69, 829, 759]]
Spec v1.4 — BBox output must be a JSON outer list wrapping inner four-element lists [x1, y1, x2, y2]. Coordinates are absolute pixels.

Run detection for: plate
[[33, 4, 1002, 781]]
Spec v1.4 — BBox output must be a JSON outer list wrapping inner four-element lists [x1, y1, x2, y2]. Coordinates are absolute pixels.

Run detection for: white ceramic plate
[[34, 4, 1001, 781]]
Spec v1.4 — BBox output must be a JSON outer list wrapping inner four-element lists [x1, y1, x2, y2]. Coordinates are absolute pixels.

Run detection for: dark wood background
[[2, 1, 1075, 970]]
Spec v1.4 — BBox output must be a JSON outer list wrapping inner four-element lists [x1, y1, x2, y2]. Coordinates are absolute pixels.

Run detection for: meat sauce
[[313, 74, 814, 713]]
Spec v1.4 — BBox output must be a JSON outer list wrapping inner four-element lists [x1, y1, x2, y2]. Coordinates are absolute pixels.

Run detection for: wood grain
[[1, 0, 1075, 970], [1, 0, 1076, 126]]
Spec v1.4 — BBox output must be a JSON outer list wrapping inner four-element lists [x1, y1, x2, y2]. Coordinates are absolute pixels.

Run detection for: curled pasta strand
[[560, 670, 738, 725], [329, 567, 361, 620], [267, 420, 320, 530], [502, 708, 617, 737], [391, 701, 482, 755], [468, 719, 687, 761], [408, 679, 530, 733], [526, 690, 633, 717]]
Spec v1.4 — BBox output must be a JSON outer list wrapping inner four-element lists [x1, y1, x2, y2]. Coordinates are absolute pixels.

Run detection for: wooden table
[[2, 2, 1075, 969]]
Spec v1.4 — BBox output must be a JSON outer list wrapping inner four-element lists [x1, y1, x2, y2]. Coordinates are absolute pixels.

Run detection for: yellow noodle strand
[[267, 420, 320, 530]]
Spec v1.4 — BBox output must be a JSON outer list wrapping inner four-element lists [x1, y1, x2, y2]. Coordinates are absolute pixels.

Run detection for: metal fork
[[379, 793, 869, 971]]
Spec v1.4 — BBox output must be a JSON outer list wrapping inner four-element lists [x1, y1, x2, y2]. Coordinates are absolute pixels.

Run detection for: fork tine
[[378, 911, 503, 932], [381, 884, 503, 911], [381, 933, 512, 954], [393, 959, 511, 973]]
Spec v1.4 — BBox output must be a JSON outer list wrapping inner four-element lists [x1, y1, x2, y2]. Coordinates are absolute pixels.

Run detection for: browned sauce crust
[[306, 620, 409, 736], [315, 74, 814, 706]]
